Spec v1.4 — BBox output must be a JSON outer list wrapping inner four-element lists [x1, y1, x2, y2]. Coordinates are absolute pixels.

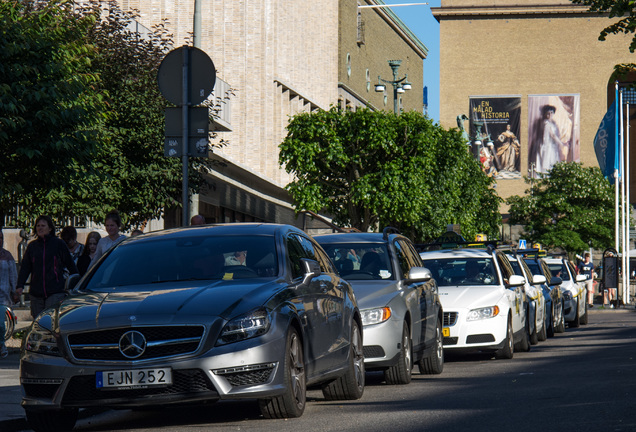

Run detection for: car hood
[[438, 285, 503, 310], [52, 279, 283, 332], [347, 280, 401, 310]]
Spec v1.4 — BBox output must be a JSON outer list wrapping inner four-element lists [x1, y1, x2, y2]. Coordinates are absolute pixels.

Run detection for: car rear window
[[84, 235, 278, 290], [547, 262, 570, 281], [420, 258, 499, 286]]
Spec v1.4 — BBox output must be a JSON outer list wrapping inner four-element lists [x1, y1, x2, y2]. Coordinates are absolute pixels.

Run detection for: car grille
[[67, 325, 205, 362], [363, 345, 386, 359], [444, 312, 458, 326], [214, 363, 275, 387], [466, 334, 496, 344], [62, 369, 216, 404]]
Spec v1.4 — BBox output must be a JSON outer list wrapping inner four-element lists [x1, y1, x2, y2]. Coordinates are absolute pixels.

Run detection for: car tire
[[569, 299, 580, 328], [529, 307, 539, 345], [25, 408, 78, 432], [515, 319, 531, 352], [385, 321, 412, 385], [259, 327, 306, 419], [418, 318, 444, 375], [537, 313, 548, 341], [322, 320, 365, 400], [495, 317, 514, 360], [546, 305, 555, 338], [580, 301, 589, 325], [555, 304, 566, 333]]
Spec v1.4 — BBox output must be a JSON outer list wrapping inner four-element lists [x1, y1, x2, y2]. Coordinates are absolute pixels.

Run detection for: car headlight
[[562, 290, 573, 300], [217, 308, 271, 346], [466, 306, 500, 321], [25, 323, 61, 356], [361, 307, 391, 326]]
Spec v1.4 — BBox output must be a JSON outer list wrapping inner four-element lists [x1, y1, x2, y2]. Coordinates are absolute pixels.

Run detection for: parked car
[[20, 224, 364, 431], [522, 253, 565, 337], [507, 253, 547, 344], [419, 246, 529, 359], [544, 256, 588, 327], [316, 228, 444, 385]]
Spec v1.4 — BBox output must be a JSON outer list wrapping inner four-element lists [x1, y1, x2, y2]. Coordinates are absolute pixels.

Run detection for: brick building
[[120, 0, 427, 228], [433, 0, 635, 212]]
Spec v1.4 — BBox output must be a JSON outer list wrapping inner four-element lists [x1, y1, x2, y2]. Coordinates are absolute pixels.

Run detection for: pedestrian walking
[[16, 215, 78, 318], [89, 210, 126, 269], [77, 231, 101, 276], [577, 252, 595, 307], [0, 228, 18, 358], [60, 226, 84, 264]]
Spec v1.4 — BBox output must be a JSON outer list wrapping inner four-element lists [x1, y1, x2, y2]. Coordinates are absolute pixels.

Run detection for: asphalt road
[[4, 308, 636, 432]]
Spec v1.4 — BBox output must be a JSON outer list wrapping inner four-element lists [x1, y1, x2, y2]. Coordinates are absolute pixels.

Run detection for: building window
[[346, 53, 351, 78], [366, 69, 370, 92], [357, 11, 365, 45]]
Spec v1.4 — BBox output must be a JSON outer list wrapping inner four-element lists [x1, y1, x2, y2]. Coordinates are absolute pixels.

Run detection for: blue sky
[[381, 0, 441, 122]]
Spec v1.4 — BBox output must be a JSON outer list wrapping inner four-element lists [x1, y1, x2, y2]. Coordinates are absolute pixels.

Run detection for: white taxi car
[[543, 256, 588, 327], [420, 248, 529, 359], [507, 253, 547, 343]]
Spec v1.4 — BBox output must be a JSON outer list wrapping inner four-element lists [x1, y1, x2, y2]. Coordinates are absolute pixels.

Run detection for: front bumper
[[20, 332, 288, 411], [361, 317, 404, 369], [442, 309, 508, 352]]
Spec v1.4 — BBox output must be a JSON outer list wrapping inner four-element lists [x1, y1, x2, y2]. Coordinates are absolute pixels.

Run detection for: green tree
[[571, 0, 636, 76], [0, 0, 105, 220], [506, 162, 615, 253], [279, 107, 501, 240], [3, 1, 227, 230]]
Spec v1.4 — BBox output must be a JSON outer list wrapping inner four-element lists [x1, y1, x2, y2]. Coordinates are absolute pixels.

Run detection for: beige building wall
[[339, 1, 426, 112], [434, 0, 634, 209], [120, 0, 339, 188]]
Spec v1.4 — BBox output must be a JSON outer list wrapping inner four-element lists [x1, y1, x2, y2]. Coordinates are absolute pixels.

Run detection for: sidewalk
[[1, 307, 31, 432]]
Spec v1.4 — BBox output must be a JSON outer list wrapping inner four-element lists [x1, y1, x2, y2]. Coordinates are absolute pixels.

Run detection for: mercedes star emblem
[[119, 330, 147, 359]]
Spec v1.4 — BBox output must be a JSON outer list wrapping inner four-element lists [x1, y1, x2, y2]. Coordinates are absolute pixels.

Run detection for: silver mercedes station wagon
[[20, 224, 364, 431]]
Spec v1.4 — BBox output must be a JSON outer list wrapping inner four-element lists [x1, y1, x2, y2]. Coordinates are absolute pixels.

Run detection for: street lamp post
[[374, 60, 411, 114]]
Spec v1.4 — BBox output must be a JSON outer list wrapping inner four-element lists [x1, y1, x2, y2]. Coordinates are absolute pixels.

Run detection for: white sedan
[[420, 248, 528, 359]]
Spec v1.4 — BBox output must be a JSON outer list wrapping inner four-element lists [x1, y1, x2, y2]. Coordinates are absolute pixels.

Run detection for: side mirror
[[406, 266, 432, 283], [549, 276, 563, 286], [300, 258, 321, 285], [65, 274, 81, 292], [575, 274, 587, 282], [507, 274, 525, 288], [531, 274, 546, 285]]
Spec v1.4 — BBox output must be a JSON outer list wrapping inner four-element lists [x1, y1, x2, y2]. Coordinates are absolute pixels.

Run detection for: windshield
[[547, 262, 570, 281], [509, 260, 523, 276], [84, 235, 278, 290], [420, 258, 499, 286], [320, 244, 394, 280]]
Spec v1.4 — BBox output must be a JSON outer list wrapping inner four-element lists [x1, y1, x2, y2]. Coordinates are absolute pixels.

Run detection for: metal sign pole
[[182, 47, 190, 226]]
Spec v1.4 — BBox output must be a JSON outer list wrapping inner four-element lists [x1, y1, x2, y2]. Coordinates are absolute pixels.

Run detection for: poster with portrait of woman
[[469, 96, 521, 180], [527, 94, 580, 178]]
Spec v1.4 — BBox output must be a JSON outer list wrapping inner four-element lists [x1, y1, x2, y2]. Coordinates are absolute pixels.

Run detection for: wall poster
[[527, 94, 580, 178], [469, 96, 522, 180]]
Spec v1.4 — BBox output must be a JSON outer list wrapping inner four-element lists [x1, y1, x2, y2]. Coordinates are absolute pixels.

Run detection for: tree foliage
[[279, 107, 501, 241], [2, 0, 226, 230], [571, 0, 636, 77], [506, 162, 615, 253], [0, 0, 105, 214]]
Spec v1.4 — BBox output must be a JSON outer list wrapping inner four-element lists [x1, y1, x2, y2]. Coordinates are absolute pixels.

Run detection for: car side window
[[286, 235, 307, 279], [496, 253, 514, 285], [287, 234, 331, 277], [393, 240, 412, 277]]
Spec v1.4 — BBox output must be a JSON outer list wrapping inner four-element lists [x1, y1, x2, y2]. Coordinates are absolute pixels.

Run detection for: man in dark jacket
[[15, 215, 78, 318]]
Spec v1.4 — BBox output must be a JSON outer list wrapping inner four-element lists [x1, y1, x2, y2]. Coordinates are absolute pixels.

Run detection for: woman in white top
[[89, 210, 127, 269]]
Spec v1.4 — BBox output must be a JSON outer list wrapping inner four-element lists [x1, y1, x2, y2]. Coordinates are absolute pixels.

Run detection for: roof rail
[[382, 226, 401, 240]]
